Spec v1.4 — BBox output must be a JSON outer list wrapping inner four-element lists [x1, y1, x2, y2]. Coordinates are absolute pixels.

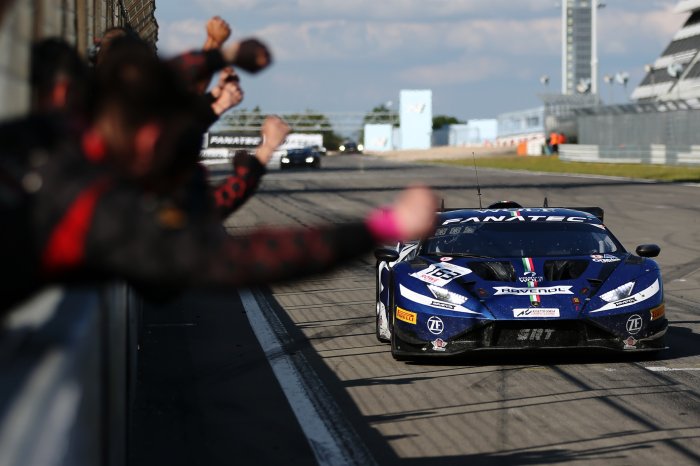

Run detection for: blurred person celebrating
[[30, 38, 91, 116], [0, 36, 437, 311], [91, 20, 267, 220]]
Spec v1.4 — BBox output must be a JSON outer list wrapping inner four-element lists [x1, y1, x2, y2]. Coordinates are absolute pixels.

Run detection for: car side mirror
[[374, 248, 400, 262], [636, 244, 660, 258]]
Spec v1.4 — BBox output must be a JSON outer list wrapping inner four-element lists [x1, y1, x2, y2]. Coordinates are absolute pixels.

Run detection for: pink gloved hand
[[366, 186, 437, 243], [255, 116, 290, 165]]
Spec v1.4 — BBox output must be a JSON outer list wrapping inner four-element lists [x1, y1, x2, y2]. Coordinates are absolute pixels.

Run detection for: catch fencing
[[561, 102, 700, 165]]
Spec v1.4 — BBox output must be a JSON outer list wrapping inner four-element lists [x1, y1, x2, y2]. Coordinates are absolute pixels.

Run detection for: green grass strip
[[424, 155, 700, 182]]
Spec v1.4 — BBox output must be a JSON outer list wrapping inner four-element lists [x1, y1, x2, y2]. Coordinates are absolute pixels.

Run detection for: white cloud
[[156, 2, 691, 116], [157, 19, 207, 56], [399, 56, 509, 86], [194, 0, 561, 20], [598, 7, 685, 55], [256, 16, 560, 62], [444, 18, 560, 55]]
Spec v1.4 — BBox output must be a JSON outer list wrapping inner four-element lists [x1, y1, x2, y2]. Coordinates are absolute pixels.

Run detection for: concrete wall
[[399, 89, 432, 150], [0, 0, 157, 120], [0, 2, 33, 119], [0, 284, 138, 466], [364, 124, 394, 151], [433, 120, 498, 146], [560, 143, 700, 165]]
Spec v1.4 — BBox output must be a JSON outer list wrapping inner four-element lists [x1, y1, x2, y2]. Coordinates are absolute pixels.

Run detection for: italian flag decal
[[510, 211, 541, 306], [522, 257, 541, 306]]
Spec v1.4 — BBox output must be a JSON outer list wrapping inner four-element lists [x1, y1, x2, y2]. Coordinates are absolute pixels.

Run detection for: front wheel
[[375, 264, 391, 343], [388, 285, 411, 361]]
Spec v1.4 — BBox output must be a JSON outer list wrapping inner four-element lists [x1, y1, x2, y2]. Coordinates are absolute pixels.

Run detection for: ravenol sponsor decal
[[399, 284, 480, 315], [590, 279, 660, 313], [493, 286, 573, 296], [396, 307, 417, 324], [410, 262, 471, 287], [513, 308, 560, 318]]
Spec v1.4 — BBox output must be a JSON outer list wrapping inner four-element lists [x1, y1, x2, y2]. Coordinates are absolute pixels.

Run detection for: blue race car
[[375, 203, 667, 360]]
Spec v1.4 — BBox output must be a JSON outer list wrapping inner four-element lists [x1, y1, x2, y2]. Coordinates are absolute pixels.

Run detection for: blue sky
[[156, 0, 684, 120]]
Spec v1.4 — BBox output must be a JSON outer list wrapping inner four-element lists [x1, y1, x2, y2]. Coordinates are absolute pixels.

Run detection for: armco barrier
[[559, 143, 700, 165], [0, 283, 138, 466]]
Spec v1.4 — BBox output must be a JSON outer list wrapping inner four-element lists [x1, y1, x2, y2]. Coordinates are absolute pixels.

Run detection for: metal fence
[[216, 110, 399, 135], [578, 109, 700, 148], [561, 105, 700, 165]]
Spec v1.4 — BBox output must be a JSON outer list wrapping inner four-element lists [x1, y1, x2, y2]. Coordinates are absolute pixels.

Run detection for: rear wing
[[438, 199, 604, 222], [563, 207, 604, 222]]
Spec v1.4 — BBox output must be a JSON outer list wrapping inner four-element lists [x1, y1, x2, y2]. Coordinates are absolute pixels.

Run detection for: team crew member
[[92, 20, 263, 221], [0, 36, 437, 311]]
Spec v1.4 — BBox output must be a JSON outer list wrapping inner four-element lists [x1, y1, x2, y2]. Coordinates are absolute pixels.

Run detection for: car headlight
[[358, 144, 364, 151], [599, 281, 635, 302], [339, 145, 345, 151], [427, 284, 467, 305], [305, 156, 315, 163], [281, 157, 290, 163]]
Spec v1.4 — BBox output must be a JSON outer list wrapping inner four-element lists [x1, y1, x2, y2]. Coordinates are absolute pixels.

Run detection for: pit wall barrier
[[0, 283, 140, 466], [559, 144, 700, 165]]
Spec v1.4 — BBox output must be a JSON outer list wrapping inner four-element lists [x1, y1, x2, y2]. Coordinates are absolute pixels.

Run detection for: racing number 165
[[428, 267, 461, 280]]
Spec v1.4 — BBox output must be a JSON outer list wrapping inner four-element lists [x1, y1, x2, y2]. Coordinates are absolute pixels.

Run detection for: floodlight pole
[[591, 1, 598, 95], [561, 1, 566, 94]]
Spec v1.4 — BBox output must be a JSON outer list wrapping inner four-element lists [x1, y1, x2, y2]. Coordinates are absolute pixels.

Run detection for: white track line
[[239, 289, 376, 466], [645, 367, 700, 372]]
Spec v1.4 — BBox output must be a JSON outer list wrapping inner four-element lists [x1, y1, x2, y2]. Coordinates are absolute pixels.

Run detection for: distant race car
[[338, 141, 363, 154], [375, 202, 667, 360], [280, 147, 321, 169]]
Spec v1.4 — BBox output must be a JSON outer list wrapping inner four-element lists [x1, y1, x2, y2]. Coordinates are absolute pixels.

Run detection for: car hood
[[396, 253, 660, 320]]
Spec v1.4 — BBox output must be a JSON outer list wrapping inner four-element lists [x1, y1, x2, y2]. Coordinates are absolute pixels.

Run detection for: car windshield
[[422, 222, 624, 258]]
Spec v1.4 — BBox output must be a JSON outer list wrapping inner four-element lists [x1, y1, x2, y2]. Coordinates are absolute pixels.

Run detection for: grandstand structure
[[631, 0, 700, 102], [560, 1, 700, 165]]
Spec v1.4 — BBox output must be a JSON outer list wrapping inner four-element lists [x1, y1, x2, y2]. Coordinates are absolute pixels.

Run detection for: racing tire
[[375, 305, 390, 344], [375, 263, 390, 344], [388, 288, 410, 361]]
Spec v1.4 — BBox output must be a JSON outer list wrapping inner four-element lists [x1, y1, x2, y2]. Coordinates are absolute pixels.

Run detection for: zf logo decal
[[427, 316, 444, 335], [517, 328, 555, 341], [626, 314, 643, 335]]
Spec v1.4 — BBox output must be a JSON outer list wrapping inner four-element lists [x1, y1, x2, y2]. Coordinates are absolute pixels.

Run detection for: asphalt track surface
[[131, 154, 700, 465]]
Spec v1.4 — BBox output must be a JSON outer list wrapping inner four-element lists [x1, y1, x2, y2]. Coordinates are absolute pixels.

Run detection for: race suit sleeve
[[166, 49, 227, 90], [82, 183, 374, 288], [211, 152, 266, 219]]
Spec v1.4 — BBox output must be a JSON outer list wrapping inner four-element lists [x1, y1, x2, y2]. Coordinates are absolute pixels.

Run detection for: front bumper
[[280, 158, 318, 168], [393, 315, 668, 357]]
